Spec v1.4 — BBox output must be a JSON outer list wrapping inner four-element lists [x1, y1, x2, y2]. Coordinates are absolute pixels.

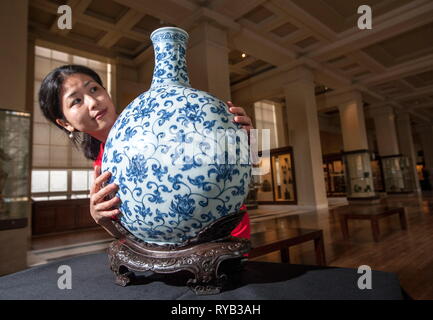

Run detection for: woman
[[39, 64, 253, 240]]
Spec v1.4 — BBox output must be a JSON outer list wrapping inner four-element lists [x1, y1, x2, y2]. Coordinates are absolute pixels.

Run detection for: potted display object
[[102, 27, 251, 294]]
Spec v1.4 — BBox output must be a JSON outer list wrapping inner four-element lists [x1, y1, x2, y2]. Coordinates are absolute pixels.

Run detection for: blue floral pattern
[[102, 27, 251, 245]]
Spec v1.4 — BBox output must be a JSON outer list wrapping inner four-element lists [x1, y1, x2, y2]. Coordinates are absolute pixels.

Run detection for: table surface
[[0, 252, 405, 300], [334, 205, 403, 216], [250, 228, 321, 247]]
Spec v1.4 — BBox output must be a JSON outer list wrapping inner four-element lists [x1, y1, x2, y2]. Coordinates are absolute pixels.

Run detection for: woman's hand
[[227, 101, 254, 133], [228, 101, 259, 156], [90, 166, 121, 226]]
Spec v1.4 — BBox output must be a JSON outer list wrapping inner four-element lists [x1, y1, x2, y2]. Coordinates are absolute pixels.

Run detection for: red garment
[[93, 142, 104, 168], [231, 205, 250, 239], [93, 143, 251, 239]]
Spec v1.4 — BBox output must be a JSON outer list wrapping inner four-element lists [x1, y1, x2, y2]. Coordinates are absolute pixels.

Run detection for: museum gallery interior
[[1, 0, 433, 299]]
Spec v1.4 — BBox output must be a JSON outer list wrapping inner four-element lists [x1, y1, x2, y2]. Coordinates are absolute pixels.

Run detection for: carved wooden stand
[[107, 210, 250, 295]]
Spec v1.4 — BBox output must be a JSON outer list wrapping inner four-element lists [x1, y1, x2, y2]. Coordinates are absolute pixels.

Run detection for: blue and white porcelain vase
[[102, 27, 251, 245]]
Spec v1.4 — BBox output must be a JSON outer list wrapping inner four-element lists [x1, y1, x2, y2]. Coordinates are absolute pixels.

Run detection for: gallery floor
[[29, 193, 433, 300]]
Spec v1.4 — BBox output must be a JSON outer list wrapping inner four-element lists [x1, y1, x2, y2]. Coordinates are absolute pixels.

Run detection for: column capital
[[336, 90, 363, 109], [415, 124, 433, 134], [182, 7, 237, 35], [366, 105, 395, 119], [285, 65, 314, 85], [187, 18, 229, 49], [395, 109, 411, 122], [315, 87, 363, 112]]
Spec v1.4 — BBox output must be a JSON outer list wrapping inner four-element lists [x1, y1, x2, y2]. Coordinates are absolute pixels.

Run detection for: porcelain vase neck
[[150, 27, 191, 89]]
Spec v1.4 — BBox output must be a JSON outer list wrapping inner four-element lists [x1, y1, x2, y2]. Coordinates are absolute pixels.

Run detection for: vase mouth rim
[[150, 27, 189, 40]]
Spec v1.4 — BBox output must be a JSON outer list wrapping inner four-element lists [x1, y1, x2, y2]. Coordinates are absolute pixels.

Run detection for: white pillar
[[339, 92, 369, 152], [0, 0, 29, 275], [0, 0, 28, 112], [370, 106, 400, 157], [187, 21, 231, 102], [367, 131, 376, 153], [284, 67, 327, 209], [396, 112, 421, 193], [338, 92, 376, 200], [371, 106, 417, 193], [416, 125, 433, 189]]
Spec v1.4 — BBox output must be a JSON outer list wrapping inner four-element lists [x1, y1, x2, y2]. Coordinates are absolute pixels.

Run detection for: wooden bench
[[336, 205, 407, 242], [249, 228, 326, 266]]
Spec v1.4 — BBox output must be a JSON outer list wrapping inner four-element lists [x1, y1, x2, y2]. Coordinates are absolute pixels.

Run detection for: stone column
[[284, 67, 327, 209], [396, 111, 421, 193], [416, 125, 433, 189], [367, 131, 377, 154], [371, 106, 409, 193], [338, 91, 377, 202], [371, 106, 400, 156], [0, 0, 29, 275], [339, 92, 369, 151], [187, 21, 231, 102]]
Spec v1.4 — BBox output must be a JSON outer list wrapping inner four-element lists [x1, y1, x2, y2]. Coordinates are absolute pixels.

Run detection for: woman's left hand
[[227, 101, 254, 133]]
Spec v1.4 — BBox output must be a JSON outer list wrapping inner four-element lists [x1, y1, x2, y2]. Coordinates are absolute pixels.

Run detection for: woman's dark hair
[[38, 64, 103, 160]]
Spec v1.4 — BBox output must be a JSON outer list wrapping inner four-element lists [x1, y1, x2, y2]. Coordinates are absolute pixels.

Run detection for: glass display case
[[0, 109, 31, 230], [417, 163, 432, 190], [416, 164, 424, 181], [371, 157, 385, 192], [400, 156, 415, 192], [323, 154, 346, 197], [381, 155, 414, 193], [255, 146, 297, 204], [342, 150, 376, 199], [255, 153, 274, 202]]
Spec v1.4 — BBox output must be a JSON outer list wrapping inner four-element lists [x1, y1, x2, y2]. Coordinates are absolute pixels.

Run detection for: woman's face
[[55, 73, 117, 142]]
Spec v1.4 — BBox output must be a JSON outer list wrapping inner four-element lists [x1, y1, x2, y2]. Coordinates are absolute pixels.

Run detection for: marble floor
[[28, 193, 433, 299]]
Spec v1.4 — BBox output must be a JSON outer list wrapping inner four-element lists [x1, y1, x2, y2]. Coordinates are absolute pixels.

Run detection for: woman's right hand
[[90, 166, 121, 225]]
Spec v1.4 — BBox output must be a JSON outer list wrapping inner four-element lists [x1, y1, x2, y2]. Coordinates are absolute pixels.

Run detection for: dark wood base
[[107, 210, 251, 295]]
